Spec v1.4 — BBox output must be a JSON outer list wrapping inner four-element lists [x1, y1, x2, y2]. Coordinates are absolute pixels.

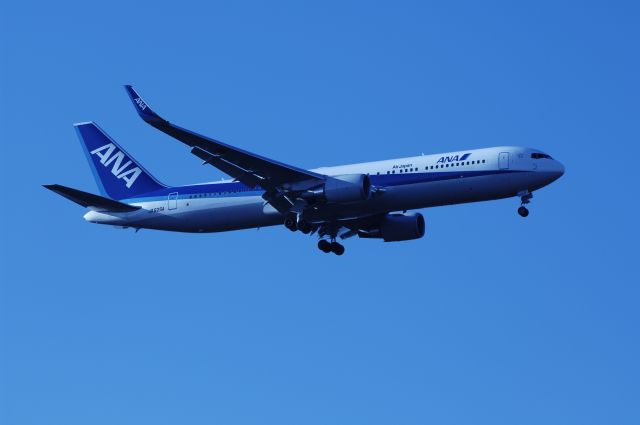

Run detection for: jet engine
[[302, 174, 371, 203], [358, 212, 425, 242]]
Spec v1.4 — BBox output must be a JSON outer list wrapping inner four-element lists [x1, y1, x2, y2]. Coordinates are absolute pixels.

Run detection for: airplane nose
[[546, 160, 565, 182]]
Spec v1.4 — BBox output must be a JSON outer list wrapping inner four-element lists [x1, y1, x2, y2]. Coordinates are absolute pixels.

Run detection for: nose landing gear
[[518, 191, 533, 217], [518, 206, 529, 217]]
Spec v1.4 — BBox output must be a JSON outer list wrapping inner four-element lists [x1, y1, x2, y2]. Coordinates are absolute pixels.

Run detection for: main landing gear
[[284, 213, 312, 234], [318, 239, 345, 256], [284, 213, 346, 255], [284, 213, 297, 231], [518, 191, 533, 217]]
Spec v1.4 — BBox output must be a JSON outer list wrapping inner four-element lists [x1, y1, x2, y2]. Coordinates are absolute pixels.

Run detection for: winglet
[[124, 85, 165, 125]]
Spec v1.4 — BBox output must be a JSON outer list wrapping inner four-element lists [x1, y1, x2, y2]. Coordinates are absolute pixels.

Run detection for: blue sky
[[1, 1, 639, 424]]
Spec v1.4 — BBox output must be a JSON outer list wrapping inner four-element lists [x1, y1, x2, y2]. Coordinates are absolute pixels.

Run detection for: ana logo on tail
[[134, 97, 147, 111], [90, 143, 142, 188]]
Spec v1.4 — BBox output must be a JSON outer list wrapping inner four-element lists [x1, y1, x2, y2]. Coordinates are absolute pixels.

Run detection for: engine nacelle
[[304, 174, 371, 203], [359, 212, 426, 242]]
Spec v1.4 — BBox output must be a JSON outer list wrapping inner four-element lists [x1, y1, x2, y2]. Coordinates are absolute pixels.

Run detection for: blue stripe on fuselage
[[121, 169, 524, 203]]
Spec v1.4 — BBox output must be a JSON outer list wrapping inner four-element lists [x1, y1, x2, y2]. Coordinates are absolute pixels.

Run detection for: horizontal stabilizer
[[43, 184, 141, 212]]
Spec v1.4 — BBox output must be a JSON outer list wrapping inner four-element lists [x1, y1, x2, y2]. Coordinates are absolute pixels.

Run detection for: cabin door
[[498, 152, 510, 170], [168, 192, 178, 210]]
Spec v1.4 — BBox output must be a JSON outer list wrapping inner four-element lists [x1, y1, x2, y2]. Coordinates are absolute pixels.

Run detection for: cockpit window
[[531, 153, 552, 159]]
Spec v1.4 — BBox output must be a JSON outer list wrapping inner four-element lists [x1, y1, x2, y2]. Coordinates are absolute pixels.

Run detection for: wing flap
[[191, 146, 265, 188]]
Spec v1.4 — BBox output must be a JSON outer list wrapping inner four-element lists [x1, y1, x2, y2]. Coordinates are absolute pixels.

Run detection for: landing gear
[[284, 213, 313, 234], [318, 239, 331, 253], [298, 220, 312, 234], [331, 242, 345, 256], [518, 190, 533, 218], [518, 206, 529, 217], [284, 214, 297, 231], [317, 239, 345, 256]]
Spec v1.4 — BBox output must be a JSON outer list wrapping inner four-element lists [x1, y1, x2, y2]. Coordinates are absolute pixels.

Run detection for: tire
[[518, 206, 529, 217], [284, 216, 297, 231], [318, 239, 331, 253], [330, 242, 345, 256], [298, 220, 311, 234]]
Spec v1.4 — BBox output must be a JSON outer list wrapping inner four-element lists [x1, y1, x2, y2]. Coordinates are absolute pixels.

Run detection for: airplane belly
[[192, 197, 282, 232], [126, 196, 282, 233], [386, 172, 534, 209]]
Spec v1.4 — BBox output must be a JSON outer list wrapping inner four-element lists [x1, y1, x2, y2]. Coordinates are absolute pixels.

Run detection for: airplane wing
[[124, 86, 326, 212]]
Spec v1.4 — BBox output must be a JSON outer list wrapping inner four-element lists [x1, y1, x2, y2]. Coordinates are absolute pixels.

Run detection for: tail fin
[[74, 122, 166, 200]]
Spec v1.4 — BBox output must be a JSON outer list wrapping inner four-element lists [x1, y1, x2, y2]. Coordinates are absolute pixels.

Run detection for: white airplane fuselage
[[83, 146, 565, 232]]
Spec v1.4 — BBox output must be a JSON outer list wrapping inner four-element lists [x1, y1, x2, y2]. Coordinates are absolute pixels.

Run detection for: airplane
[[44, 86, 565, 255]]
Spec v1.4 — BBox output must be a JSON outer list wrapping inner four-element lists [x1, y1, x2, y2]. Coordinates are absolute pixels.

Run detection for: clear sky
[[1, 1, 639, 424]]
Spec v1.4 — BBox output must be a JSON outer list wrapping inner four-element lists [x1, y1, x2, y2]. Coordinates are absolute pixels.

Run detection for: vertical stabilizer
[[75, 122, 166, 200]]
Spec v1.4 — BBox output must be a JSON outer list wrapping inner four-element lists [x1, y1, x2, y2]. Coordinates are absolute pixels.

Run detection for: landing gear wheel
[[318, 239, 331, 253], [518, 206, 529, 217], [284, 214, 298, 232], [330, 242, 345, 256], [298, 220, 312, 234]]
